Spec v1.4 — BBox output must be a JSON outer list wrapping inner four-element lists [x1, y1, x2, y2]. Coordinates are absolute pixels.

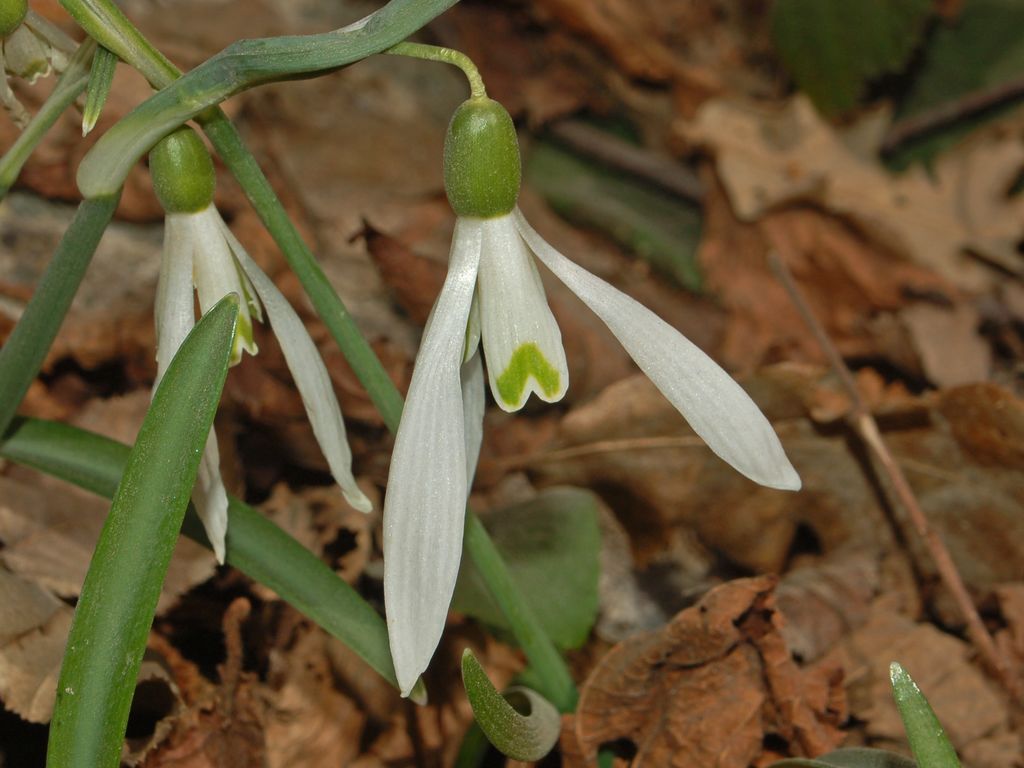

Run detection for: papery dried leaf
[[562, 577, 845, 767]]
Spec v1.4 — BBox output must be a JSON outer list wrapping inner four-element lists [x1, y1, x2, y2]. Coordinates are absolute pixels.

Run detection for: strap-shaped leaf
[[0, 418, 406, 696], [461, 649, 560, 763], [45, 294, 238, 768], [0, 194, 118, 437], [891, 662, 961, 768], [81, 45, 118, 136]]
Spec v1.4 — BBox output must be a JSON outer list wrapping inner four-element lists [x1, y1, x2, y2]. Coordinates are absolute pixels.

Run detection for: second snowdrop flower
[[150, 126, 370, 562], [383, 97, 802, 696]]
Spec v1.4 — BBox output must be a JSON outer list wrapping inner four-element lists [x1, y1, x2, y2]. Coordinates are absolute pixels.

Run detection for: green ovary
[[495, 343, 561, 407]]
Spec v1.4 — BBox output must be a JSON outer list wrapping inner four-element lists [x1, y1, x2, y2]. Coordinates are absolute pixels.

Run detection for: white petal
[[190, 207, 258, 363], [516, 209, 801, 491], [383, 218, 483, 696], [462, 349, 485, 484], [477, 214, 568, 412], [155, 214, 229, 561], [224, 223, 371, 515], [154, 214, 196, 387], [192, 431, 229, 563]]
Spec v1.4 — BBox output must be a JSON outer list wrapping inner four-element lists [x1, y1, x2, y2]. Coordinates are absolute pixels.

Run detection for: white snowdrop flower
[[1, 2, 74, 127], [150, 126, 370, 562], [383, 97, 801, 696]]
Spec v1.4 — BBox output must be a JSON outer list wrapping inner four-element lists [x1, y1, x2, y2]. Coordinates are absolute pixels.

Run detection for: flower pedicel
[[383, 96, 802, 696]]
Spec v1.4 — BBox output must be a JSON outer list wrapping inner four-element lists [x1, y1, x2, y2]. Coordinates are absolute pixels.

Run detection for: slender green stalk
[[0, 38, 96, 197], [201, 114, 405, 431], [61, 0, 577, 705], [65, 0, 460, 198], [0, 417, 408, 694], [46, 295, 238, 768], [386, 42, 486, 99], [0, 193, 119, 437], [464, 514, 578, 711]]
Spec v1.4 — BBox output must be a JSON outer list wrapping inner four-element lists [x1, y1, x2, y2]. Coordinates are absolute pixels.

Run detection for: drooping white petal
[[223, 222, 371, 515], [383, 218, 483, 696], [516, 209, 801, 491], [190, 206, 258, 364], [192, 431, 230, 563], [154, 214, 197, 386], [155, 213, 229, 561], [462, 349, 485, 484], [477, 214, 568, 412]]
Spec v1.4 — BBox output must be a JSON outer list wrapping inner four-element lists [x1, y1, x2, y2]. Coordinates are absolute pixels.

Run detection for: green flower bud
[[443, 97, 520, 219], [149, 126, 216, 214], [0, 0, 27, 38]]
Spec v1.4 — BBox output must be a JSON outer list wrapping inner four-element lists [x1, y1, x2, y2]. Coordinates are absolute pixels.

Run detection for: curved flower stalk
[[150, 126, 370, 561], [1, 2, 76, 127], [383, 96, 801, 695]]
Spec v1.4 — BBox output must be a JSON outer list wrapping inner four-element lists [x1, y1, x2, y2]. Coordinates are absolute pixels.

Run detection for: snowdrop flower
[[383, 97, 801, 695], [150, 126, 370, 562], [1, 1, 74, 127]]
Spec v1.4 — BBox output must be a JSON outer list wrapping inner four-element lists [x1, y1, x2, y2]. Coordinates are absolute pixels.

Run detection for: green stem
[[200, 114, 406, 431], [65, 0, 461, 198], [464, 514, 578, 711], [0, 193, 119, 437], [0, 38, 96, 197], [385, 42, 486, 99], [60, 0, 578, 707]]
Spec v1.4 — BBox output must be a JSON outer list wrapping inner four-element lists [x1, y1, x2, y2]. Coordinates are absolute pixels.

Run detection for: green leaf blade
[[890, 662, 961, 768], [45, 295, 238, 768], [461, 650, 560, 763], [771, 0, 933, 115], [453, 487, 601, 652]]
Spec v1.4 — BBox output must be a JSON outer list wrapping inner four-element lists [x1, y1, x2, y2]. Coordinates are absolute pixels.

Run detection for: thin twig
[[768, 250, 1021, 702], [881, 74, 1024, 154]]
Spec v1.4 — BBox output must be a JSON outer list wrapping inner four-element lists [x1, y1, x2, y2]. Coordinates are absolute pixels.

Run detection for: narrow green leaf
[[0, 193, 119, 438], [771, 0, 933, 115], [461, 650, 560, 763], [771, 747, 918, 767], [82, 45, 118, 136], [453, 487, 601, 651], [1, 417, 404, 692], [70, 0, 461, 198], [890, 662, 961, 768], [45, 295, 238, 768]]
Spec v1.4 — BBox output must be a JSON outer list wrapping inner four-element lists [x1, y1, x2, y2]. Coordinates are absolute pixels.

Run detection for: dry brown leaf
[[0, 474, 215, 615], [681, 96, 1024, 290], [561, 576, 845, 767], [775, 549, 880, 664], [262, 627, 366, 768], [697, 171, 949, 371], [0, 567, 72, 723], [830, 604, 1017, 767], [901, 302, 991, 386]]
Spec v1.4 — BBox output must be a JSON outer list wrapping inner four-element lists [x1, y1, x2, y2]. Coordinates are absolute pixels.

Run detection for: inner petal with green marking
[[495, 342, 562, 408]]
